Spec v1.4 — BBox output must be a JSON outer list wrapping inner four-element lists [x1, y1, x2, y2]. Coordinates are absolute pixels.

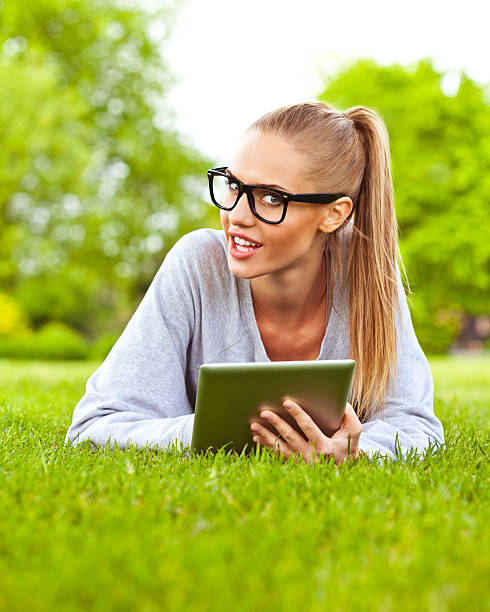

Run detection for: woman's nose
[[228, 192, 255, 225]]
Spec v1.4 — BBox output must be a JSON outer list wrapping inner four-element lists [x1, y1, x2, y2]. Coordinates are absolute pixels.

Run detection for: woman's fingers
[[258, 409, 310, 454], [332, 403, 362, 440], [330, 402, 362, 462], [251, 401, 361, 465], [282, 399, 326, 448], [251, 422, 290, 459]]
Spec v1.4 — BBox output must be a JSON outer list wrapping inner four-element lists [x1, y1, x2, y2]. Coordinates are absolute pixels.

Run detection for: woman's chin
[[227, 259, 261, 279], [228, 265, 254, 279]]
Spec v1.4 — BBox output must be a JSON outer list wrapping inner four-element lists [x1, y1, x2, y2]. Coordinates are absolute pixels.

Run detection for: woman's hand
[[250, 399, 362, 465]]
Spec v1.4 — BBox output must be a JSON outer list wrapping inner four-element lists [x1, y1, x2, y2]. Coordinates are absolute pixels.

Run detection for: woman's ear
[[318, 197, 353, 233]]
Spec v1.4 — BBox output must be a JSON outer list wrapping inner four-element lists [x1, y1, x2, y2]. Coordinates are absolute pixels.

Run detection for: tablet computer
[[191, 359, 355, 454]]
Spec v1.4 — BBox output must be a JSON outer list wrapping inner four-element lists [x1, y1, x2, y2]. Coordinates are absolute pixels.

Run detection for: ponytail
[[343, 106, 405, 420]]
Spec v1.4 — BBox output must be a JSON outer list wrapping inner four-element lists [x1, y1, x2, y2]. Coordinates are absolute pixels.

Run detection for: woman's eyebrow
[[225, 168, 289, 192]]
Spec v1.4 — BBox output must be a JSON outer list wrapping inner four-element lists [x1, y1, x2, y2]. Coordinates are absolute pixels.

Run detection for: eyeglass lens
[[211, 174, 284, 223]]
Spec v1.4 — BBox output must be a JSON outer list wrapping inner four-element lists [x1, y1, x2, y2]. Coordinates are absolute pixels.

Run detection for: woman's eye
[[225, 179, 239, 191], [263, 193, 282, 206]]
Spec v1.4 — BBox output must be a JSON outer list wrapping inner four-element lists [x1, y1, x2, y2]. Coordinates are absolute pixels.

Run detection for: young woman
[[65, 102, 444, 464]]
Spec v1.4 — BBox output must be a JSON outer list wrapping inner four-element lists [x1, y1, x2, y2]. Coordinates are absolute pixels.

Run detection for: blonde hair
[[248, 101, 411, 421]]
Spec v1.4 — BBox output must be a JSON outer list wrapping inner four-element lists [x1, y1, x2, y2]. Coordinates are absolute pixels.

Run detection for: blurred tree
[[0, 0, 216, 338], [317, 58, 490, 354]]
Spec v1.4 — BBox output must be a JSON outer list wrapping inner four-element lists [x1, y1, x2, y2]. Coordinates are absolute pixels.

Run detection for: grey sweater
[[65, 227, 444, 458]]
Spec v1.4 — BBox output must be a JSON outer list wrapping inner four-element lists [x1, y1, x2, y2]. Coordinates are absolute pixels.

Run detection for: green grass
[[0, 355, 488, 612]]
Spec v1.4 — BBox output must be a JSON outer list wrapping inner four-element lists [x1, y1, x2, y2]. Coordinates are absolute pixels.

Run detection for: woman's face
[[220, 129, 333, 280]]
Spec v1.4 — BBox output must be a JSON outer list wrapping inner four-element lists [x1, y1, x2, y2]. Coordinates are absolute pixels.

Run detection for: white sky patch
[[163, 0, 490, 162]]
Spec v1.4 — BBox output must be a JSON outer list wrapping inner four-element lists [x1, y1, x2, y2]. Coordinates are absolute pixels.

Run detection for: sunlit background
[[165, 0, 490, 160], [1, 0, 489, 360]]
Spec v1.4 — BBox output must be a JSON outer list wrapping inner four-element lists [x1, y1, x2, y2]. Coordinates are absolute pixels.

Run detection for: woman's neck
[[250, 250, 328, 329]]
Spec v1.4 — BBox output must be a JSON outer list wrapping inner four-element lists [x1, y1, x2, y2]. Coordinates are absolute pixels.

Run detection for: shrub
[[0, 321, 90, 360], [88, 332, 121, 360], [0, 292, 32, 337], [410, 295, 463, 355]]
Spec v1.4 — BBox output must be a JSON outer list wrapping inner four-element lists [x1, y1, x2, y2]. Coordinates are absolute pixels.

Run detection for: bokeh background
[[1, 0, 489, 361]]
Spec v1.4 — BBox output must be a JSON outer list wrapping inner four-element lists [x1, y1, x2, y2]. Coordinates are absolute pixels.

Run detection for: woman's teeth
[[232, 236, 261, 252]]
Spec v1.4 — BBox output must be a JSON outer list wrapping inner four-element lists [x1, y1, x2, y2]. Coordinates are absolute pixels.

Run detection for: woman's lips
[[229, 236, 262, 260]]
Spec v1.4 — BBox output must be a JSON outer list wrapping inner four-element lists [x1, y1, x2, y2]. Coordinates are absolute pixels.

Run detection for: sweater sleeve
[[64, 234, 196, 452], [357, 263, 445, 459]]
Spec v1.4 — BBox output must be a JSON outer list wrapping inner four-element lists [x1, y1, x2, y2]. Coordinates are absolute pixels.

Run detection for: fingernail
[[250, 424, 259, 432], [260, 411, 270, 419]]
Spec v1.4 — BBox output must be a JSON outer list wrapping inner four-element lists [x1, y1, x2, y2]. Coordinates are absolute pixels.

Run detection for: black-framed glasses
[[207, 166, 346, 224]]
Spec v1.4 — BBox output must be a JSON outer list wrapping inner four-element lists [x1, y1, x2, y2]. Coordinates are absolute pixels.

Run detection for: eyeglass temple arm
[[289, 193, 345, 204]]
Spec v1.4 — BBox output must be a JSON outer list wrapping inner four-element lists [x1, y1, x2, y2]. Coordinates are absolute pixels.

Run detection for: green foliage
[[0, 321, 90, 359], [88, 330, 119, 360], [0, 0, 216, 337], [0, 356, 488, 610], [317, 58, 490, 353], [0, 292, 31, 336], [0, 320, 119, 360]]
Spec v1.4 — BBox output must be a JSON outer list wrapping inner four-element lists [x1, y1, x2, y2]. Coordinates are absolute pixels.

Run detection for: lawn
[[0, 355, 488, 611]]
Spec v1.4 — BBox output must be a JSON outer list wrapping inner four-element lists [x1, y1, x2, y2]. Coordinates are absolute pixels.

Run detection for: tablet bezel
[[191, 359, 355, 454]]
